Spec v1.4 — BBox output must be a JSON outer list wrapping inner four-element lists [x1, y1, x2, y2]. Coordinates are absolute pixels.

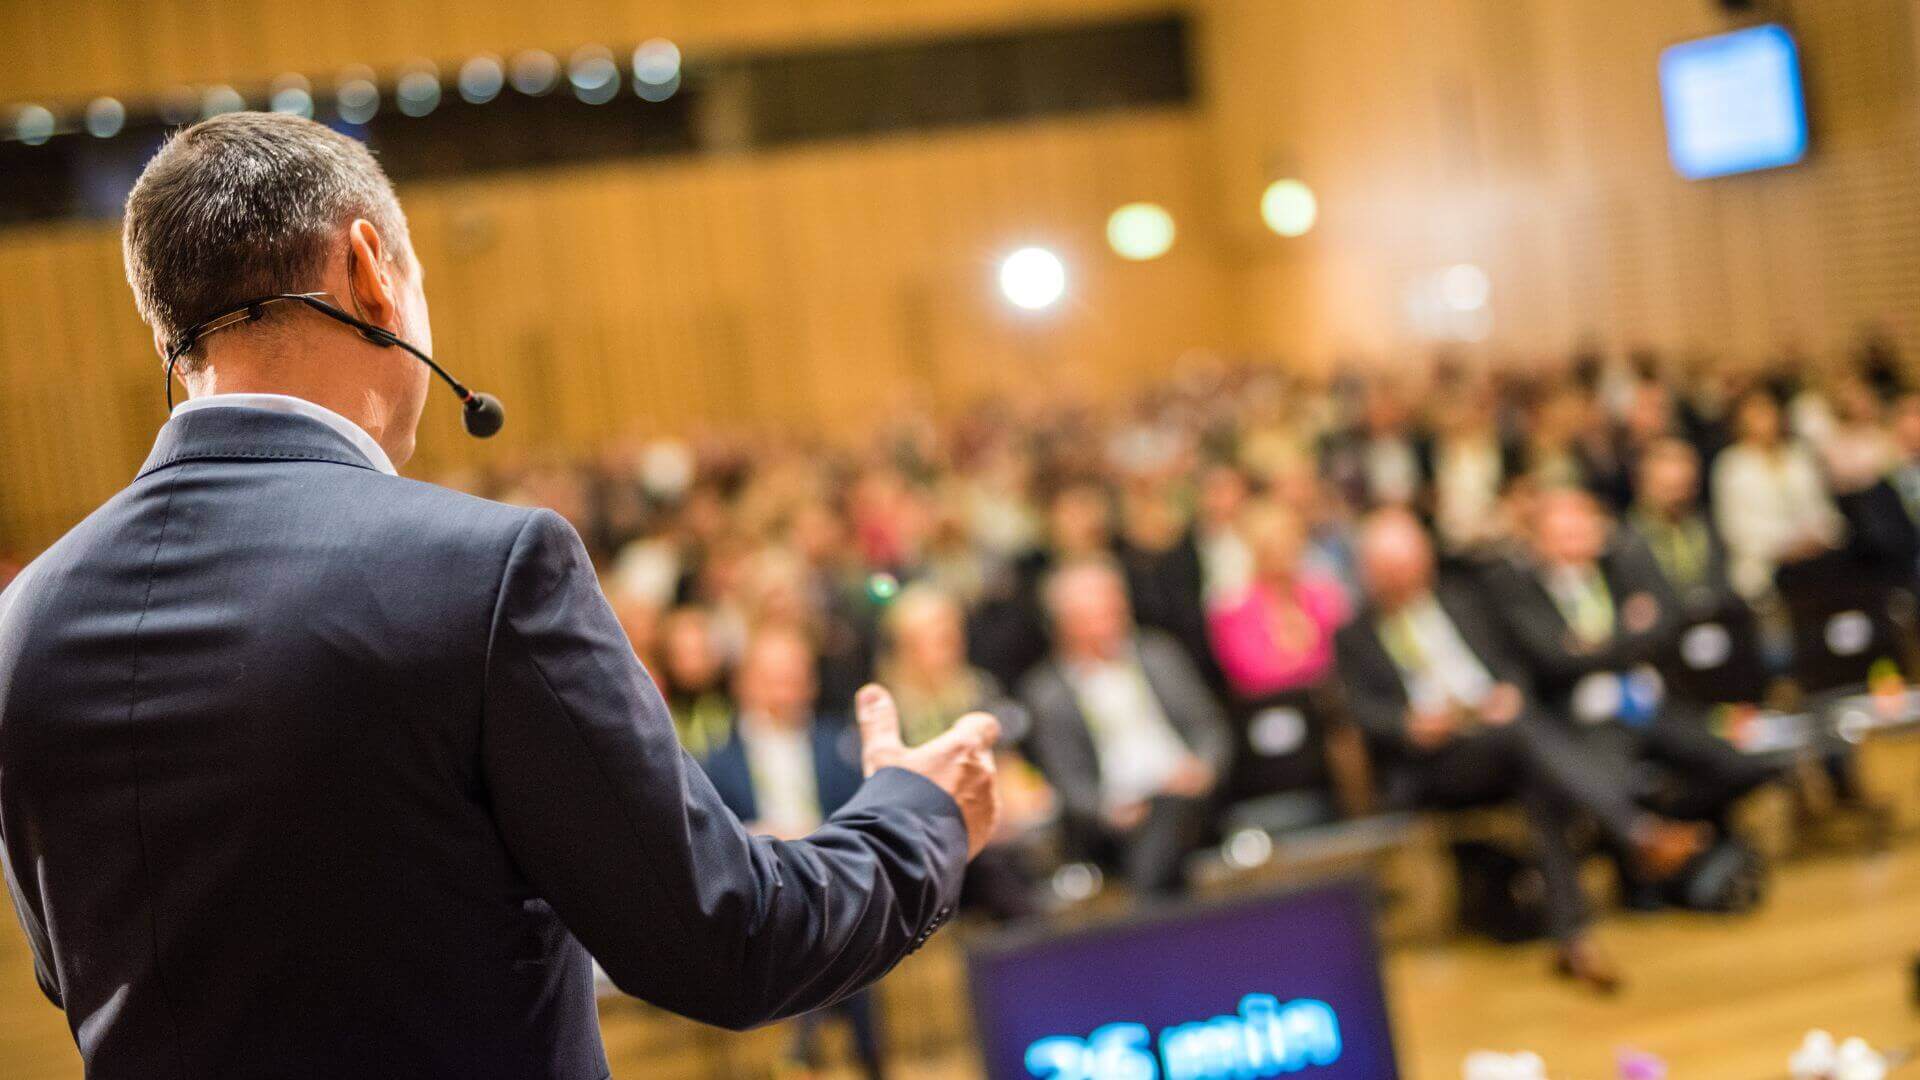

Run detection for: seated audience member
[[1887, 392, 1920, 526], [1019, 557, 1231, 896], [880, 585, 1050, 920], [1428, 384, 1525, 557], [972, 481, 1117, 693], [1710, 389, 1846, 602], [1486, 489, 1785, 829], [1131, 462, 1251, 692], [1320, 380, 1427, 510], [1627, 439, 1748, 625], [656, 605, 735, 758], [1337, 511, 1706, 991], [698, 626, 882, 1079], [1625, 439, 1774, 707], [1207, 500, 1350, 702]]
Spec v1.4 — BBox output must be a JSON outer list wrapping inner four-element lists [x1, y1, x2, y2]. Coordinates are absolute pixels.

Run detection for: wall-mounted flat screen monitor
[[1659, 23, 1810, 179], [966, 878, 1398, 1080]]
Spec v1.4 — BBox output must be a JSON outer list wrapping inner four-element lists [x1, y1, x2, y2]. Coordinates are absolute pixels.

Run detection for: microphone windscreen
[[463, 392, 506, 438]]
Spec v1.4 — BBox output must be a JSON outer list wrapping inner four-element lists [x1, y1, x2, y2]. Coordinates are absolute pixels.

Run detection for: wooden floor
[[3, 843, 1918, 1079]]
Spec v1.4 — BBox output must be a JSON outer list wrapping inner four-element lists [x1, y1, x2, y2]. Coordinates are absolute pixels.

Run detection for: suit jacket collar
[[138, 403, 385, 480]]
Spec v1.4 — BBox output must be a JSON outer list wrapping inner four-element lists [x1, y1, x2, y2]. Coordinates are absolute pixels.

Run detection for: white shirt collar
[[169, 393, 397, 476]]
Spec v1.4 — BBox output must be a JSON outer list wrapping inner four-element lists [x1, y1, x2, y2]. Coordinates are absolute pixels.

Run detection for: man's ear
[[346, 219, 398, 332]]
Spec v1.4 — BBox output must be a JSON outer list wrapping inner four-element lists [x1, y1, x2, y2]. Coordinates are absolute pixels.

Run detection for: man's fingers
[[944, 711, 1002, 756], [854, 683, 907, 775]]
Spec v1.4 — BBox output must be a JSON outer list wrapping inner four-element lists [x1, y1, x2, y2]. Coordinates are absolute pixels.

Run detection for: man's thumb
[[854, 683, 906, 775]]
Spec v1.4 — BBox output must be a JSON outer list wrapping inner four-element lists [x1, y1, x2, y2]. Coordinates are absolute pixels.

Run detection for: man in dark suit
[[1623, 438, 1770, 705], [1018, 557, 1231, 896], [1336, 510, 1704, 991], [0, 112, 999, 1079], [699, 625, 884, 1078], [1485, 488, 1783, 828]]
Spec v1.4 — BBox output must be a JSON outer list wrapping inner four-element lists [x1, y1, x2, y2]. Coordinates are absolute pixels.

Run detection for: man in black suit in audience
[[1337, 510, 1705, 991], [1018, 557, 1231, 896], [1623, 439, 1771, 705], [1626, 440, 1744, 624], [1485, 488, 1784, 828]]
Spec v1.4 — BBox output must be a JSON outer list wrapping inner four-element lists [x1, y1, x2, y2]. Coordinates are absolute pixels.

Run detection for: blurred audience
[[423, 344, 1920, 985], [1019, 558, 1230, 896], [1337, 510, 1707, 991]]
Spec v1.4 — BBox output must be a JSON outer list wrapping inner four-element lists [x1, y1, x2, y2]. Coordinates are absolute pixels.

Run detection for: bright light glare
[[998, 247, 1067, 311], [1260, 178, 1318, 237], [14, 105, 54, 145], [634, 39, 682, 86], [1106, 202, 1176, 261], [1441, 263, 1491, 311], [84, 97, 124, 138], [459, 56, 506, 104]]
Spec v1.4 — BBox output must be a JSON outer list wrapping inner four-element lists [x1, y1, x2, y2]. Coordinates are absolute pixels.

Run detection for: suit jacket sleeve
[[480, 510, 967, 1030], [1141, 632, 1232, 775], [1017, 667, 1106, 826], [1332, 620, 1411, 750], [1, 840, 58, 1007]]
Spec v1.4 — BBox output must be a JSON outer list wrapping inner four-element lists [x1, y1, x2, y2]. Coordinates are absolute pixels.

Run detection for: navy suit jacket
[[0, 405, 966, 1079], [699, 719, 865, 825]]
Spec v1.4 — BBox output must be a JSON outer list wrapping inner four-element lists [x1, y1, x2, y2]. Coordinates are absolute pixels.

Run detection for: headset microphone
[[163, 292, 506, 439]]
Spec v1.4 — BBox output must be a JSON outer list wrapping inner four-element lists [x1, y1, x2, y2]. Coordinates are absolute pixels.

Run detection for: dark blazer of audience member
[[1130, 461, 1250, 696], [1318, 381, 1431, 511], [1624, 439, 1747, 626], [698, 626, 863, 836], [1484, 488, 1684, 724], [970, 482, 1116, 693], [1018, 557, 1231, 893], [1337, 572, 1534, 757]]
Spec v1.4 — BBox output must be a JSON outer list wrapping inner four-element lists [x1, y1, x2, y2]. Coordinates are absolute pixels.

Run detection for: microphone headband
[[162, 292, 504, 438]]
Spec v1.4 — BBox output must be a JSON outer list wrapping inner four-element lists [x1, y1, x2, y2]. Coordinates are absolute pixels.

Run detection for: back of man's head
[[122, 112, 411, 371]]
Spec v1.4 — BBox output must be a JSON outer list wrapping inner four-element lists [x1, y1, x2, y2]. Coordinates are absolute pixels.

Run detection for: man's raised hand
[[854, 683, 1001, 859]]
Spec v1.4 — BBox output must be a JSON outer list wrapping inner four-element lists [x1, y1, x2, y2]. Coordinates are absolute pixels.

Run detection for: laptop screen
[[967, 877, 1399, 1079]]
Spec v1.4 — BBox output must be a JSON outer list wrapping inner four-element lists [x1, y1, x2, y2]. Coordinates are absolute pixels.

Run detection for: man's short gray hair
[[122, 111, 411, 371]]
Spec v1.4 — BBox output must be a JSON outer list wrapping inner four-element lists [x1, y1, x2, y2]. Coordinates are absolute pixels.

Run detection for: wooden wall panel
[[0, 110, 1234, 554], [1199, 0, 1920, 370]]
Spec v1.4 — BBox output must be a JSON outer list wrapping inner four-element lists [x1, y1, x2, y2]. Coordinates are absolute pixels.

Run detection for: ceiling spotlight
[[270, 87, 314, 118], [636, 72, 679, 102], [14, 104, 55, 145], [336, 79, 379, 124], [510, 50, 560, 96], [569, 46, 620, 104], [998, 246, 1067, 312], [459, 55, 505, 104], [84, 97, 125, 138], [1260, 178, 1318, 237], [396, 70, 441, 117], [1106, 202, 1176, 261], [634, 38, 681, 85], [1441, 263, 1491, 312], [201, 85, 245, 119]]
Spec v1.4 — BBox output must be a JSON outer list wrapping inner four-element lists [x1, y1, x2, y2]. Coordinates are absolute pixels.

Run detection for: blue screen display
[[1659, 24, 1809, 180], [966, 879, 1398, 1080]]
